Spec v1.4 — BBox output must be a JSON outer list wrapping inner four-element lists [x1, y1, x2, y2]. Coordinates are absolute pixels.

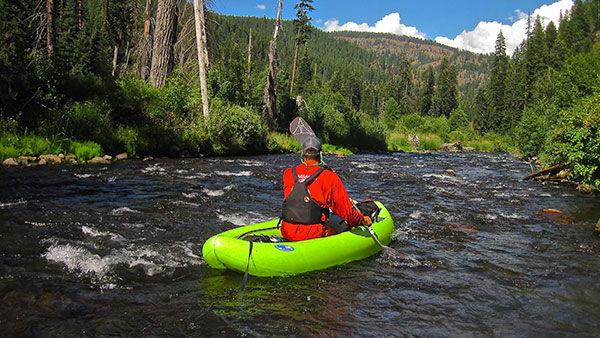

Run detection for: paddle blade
[[289, 116, 315, 145], [380, 245, 420, 266]]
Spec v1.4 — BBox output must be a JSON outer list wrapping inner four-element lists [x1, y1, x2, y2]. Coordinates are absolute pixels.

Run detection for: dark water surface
[[1, 153, 599, 337]]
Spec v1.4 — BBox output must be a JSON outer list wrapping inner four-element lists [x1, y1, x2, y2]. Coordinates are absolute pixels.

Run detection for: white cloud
[[324, 13, 426, 39], [435, 0, 573, 54], [257, 4, 266, 10]]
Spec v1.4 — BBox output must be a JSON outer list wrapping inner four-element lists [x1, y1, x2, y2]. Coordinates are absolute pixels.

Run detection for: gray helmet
[[302, 136, 322, 155]]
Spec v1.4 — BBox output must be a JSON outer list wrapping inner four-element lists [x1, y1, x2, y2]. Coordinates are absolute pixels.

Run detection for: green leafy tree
[[551, 93, 600, 188]]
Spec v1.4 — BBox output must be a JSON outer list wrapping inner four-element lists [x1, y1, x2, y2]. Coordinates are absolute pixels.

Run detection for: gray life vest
[[281, 166, 328, 224]]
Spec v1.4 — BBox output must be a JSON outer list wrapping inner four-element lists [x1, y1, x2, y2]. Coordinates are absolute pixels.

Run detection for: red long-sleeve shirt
[[281, 160, 364, 241]]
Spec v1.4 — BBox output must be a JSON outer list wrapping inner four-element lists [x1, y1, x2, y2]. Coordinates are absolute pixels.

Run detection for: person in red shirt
[[281, 136, 372, 241]]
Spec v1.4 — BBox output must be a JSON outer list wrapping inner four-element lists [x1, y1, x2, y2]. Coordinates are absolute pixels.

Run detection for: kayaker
[[281, 136, 372, 241]]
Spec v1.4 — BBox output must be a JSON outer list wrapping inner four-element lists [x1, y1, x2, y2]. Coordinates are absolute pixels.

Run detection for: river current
[[1, 152, 599, 337]]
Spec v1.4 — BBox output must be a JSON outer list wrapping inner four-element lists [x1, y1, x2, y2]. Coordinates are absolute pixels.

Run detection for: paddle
[[289, 116, 316, 144], [352, 200, 419, 265]]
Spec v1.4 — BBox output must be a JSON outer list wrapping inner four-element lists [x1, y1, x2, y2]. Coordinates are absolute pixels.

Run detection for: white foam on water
[[81, 225, 125, 242], [0, 199, 28, 209], [110, 207, 141, 216], [24, 220, 50, 227], [486, 214, 498, 220], [141, 163, 165, 174], [171, 200, 201, 207], [422, 173, 462, 182], [409, 210, 423, 220], [238, 160, 265, 167], [42, 240, 204, 287], [182, 192, 201, 199], [74, 173, 97, 179], [202, 184, 235, 197], [214, 170, 252, 177], [499, 212, 526, 219], [217, 211, 270, 226]]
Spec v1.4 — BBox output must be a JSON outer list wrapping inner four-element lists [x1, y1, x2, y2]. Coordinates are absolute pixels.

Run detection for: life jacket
[[281, 165, 328, 224]]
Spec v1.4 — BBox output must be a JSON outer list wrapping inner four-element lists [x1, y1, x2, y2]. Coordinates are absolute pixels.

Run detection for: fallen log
[[523, 163, 570, 181]]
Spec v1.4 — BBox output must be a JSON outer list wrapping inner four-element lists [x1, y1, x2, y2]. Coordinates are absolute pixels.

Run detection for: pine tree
[[489, 30, 509, 132], [290, 0, 314, 96], [432, 58, 458, 117], [419, 66, 435, 115]]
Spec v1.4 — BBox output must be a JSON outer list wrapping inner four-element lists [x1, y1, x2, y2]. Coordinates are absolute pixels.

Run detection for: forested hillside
[[1, 0, 599, 190], [330, 31, 491, 95]]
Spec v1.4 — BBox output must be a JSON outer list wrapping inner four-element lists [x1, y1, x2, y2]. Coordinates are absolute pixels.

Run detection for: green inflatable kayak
[[202, 201, 394, 277]]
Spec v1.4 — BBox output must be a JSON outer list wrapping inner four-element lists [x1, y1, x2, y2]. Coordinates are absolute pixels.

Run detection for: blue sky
[[212, 0, 574, 54]]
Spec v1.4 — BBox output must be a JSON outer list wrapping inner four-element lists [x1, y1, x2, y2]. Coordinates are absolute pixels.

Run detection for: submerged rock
[[536, 209, 575, 224], [443, 169, 456, 176], [447, 223, 478, 234]]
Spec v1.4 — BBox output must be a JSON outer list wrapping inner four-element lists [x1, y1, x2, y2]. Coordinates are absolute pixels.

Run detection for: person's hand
[[362, 216, 372, 226]]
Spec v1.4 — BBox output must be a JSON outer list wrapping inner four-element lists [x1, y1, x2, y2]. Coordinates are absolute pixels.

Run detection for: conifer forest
[[1, 0, 599, 188]]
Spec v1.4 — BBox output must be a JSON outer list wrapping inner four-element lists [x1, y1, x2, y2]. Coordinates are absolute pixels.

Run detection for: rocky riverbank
[[2, 153, 129, 167]]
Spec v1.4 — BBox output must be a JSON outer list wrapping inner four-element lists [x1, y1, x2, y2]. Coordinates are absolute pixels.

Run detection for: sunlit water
[[1, 153, 599, 336]]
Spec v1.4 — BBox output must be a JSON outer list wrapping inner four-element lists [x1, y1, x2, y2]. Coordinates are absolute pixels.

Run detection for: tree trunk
[[46, 0, 54, 63], [193, 0, 209, 118], [263, 0, 283, 126], [78, 0, 83, 28], [247, 29, 252, 78], [290, 26, 301, 95], [150, 0, 178, 88], [112, 45, 118, 76], [139, 0, 152, 80]]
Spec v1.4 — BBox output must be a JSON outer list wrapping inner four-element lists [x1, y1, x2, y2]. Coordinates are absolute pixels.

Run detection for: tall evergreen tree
[[419, 66, 435, 116], [432, 58, 458, 117], [290, 0, 314, 96], [489, 30, 509, 132]]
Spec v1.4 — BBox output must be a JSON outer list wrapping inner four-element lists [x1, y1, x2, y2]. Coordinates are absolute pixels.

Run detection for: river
[[1, 152, 599, 337]]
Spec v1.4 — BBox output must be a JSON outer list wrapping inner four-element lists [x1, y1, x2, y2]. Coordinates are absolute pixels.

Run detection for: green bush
[[116, 127, 139, 156], [387, 132, 412, 151], [421, 116, 450, 140], [266, 132, 301, 154], [419, 133, 443, 151], [399, 113, 424, 131], [513, 103, 553, 158], [0, 133, 19, 161], [551, 93, 600, 188], [322, 144, 353, 155], [69, 141, 103, 161], [207, 99, 267, 154], [447, 130, 468, 143]]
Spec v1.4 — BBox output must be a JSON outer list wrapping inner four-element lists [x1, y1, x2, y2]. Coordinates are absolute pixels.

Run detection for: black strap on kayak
[[236, 226, 280, 240], [239, 241, 253, 309]]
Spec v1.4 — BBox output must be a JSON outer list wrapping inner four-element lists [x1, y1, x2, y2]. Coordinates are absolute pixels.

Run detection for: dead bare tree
[[138, 0, 153, 80], [263, 0, 283, 127], [193, 0, 209, 118], [46, 0, 54, 63]]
